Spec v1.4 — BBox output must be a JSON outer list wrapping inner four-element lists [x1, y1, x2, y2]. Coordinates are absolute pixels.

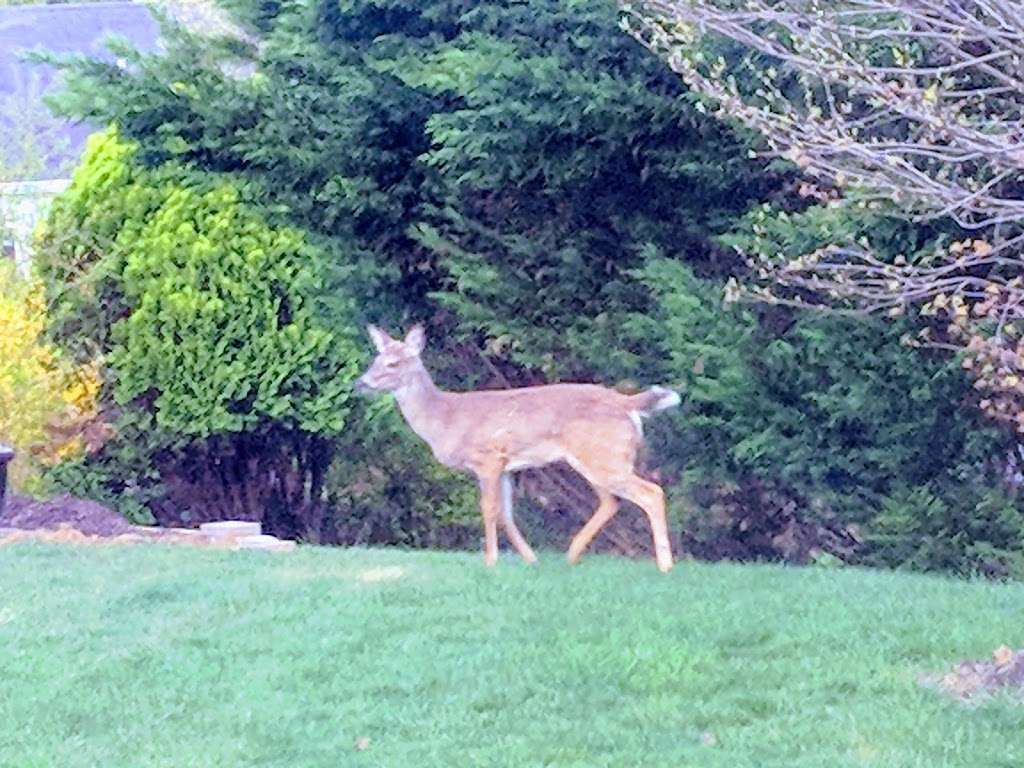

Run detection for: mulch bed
[[1, 494, 134, 537], [0, 493, 294, 551]]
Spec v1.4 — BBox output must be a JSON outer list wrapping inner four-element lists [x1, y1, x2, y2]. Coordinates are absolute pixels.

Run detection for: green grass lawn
[[1, 543, 1022, 767]]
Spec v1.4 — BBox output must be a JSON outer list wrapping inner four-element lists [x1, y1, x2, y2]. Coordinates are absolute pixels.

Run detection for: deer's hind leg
[[613, 475, 673, 573], [567, 487, 619, 564], [563, 420, 674, 573]]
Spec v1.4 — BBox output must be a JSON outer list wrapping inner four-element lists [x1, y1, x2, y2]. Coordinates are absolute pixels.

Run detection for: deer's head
[[355, 324, 426, 394]]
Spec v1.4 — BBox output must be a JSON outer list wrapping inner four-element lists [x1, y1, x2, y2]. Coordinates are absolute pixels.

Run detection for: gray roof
[[0, 2, 162, 180]]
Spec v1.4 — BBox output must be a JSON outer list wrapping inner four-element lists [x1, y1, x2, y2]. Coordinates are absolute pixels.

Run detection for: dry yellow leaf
[[973, 240, 993, 257], [993, 645, 1014, 667]]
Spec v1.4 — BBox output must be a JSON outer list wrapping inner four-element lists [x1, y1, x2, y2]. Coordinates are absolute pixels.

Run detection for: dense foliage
[[632, 0, 1024, 438], [35, 0, 1024, 574], [628, 259, 1024, 575], [36, 131, 361, 535], [47, 0, 774, 373]]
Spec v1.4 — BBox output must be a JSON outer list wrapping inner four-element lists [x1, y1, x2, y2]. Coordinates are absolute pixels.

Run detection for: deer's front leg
[[501, 473, 537, 564], [477, 470, 503, 567]]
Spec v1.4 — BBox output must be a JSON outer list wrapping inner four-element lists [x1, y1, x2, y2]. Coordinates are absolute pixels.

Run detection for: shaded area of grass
[[1, 544, 1023, 767]]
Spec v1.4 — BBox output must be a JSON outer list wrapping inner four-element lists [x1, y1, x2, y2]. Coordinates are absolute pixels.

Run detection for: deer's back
[[454, 382, 626, 421]]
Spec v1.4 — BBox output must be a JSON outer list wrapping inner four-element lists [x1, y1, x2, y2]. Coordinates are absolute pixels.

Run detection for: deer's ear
[[367, 325, 391, 352], [404, 324, 426, 354]]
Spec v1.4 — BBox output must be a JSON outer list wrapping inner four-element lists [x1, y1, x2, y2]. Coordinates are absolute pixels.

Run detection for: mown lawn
[[0, 542, 1022, 767]]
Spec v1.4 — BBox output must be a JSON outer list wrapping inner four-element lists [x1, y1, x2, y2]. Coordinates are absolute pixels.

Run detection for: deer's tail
[[629, 386, 682, 417]]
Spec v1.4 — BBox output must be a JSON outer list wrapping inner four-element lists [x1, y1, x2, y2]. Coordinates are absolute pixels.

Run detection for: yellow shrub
[[0, 261, 101, 493]]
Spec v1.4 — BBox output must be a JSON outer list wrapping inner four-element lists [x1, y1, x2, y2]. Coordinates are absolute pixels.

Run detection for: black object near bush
[[0, 445, 13, 516]]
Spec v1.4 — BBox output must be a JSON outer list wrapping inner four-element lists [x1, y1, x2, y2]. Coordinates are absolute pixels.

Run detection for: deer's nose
[[354, 377, 372, 394]]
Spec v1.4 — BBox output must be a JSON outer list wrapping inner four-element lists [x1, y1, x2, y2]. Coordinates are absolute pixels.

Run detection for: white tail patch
[[632, 387, 679, 432], [648, 386, 681, 411]]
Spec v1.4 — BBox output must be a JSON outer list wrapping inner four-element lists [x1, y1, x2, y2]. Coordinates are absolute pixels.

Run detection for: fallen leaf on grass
[[994, 645, 1014, 667]]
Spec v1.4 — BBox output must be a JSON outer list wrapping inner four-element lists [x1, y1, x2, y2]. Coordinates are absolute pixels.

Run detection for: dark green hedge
[[36, 0, 1024, 575]]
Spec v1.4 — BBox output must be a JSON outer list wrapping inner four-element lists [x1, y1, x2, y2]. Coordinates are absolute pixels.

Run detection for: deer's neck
[[392, 363, 453, 457]]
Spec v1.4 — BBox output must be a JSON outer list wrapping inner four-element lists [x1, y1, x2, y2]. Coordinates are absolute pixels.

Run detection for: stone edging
[[0, 520, 296, 552]]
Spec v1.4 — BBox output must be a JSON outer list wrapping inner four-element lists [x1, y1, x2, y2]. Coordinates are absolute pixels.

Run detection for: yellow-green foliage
[[38, 129, 360, 443], [32, 129, 363, 532], [0, 261, 99, 493]]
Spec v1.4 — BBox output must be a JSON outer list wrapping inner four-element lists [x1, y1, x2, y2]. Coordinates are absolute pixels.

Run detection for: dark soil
[[0, 494, 133, 537]]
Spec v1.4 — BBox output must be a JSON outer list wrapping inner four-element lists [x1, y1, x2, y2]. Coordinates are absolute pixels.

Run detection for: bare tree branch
[[627, 0, 1024, 429]]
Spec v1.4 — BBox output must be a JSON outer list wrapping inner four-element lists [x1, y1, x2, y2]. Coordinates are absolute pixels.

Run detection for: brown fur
[[356, 325, 678, 572]]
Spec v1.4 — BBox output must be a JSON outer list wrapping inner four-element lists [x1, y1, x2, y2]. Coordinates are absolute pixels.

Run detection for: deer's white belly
[[505, 443, 565, 472]]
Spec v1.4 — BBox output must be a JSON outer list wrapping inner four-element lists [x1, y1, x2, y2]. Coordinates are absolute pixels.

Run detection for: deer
[[354, 324, 680, 572]]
